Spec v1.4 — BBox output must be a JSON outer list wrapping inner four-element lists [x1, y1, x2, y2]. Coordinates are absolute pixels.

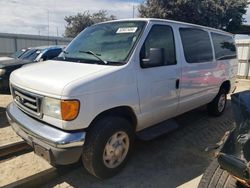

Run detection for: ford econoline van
[[6, 18, 237, 179]]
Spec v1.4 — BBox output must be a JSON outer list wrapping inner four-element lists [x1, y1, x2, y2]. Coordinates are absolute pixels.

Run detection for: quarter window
[[211, 33, 236, 60], [140, 25, 176, 67], [180, 28, 213, 63]]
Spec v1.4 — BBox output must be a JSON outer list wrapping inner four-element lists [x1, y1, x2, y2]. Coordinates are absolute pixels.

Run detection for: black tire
[[82, 116, 134, 179], [207, 88, 227, 116], [198, 159, 245, 188]]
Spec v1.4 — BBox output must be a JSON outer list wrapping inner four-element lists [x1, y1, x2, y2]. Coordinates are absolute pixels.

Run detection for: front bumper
[[0, 77, 9, 91], [6, 102, 86, 165]]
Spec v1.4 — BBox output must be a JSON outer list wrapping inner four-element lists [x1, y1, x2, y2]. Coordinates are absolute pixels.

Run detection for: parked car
[[6, 18, 237, 179], [198, 91, 250, 188], [10, 48, 28, 59], [0, 46, 63, 91], [0, 48, 27, 61]]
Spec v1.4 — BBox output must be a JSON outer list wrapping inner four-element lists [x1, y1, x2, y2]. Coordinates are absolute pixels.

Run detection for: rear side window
[[180, 28, 213, 63], [140, 25, 176, 67], [211, 33, 236, 60]]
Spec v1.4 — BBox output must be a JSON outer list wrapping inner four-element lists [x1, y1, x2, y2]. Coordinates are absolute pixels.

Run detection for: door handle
[[176, 79, 180, 89]]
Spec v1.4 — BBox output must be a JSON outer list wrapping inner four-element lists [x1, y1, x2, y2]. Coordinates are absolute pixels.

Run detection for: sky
[[0, 0, 249, 37]]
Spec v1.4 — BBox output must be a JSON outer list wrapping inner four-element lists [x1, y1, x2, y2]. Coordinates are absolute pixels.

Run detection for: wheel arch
[[87, 106, 138, 131], [220, 80, 231, 94]]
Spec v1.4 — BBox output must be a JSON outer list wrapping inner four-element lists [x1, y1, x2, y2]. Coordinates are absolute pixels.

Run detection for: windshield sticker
[[116, 27, 137, 33]]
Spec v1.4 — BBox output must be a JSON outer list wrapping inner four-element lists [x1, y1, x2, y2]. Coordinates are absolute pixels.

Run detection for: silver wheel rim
[[103, 131, 129, 169], [218, 94, 226, 112]]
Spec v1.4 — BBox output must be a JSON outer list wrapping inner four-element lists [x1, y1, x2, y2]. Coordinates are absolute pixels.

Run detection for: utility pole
[[47, 10, 50, 45], [133, 5, 135, 18]]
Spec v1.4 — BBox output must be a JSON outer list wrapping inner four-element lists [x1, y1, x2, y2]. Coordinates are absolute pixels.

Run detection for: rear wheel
[[82, 116, 134, 179], [207, 89, 227, 116], [198, 159, 246, 188]]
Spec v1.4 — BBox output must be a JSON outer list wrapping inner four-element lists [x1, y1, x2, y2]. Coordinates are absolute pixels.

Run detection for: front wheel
[[82, 116, 134, 179], [207, 89, 227, 116]]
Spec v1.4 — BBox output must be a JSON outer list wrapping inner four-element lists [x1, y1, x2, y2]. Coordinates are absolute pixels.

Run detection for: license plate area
[[34, 144, 51, 163]]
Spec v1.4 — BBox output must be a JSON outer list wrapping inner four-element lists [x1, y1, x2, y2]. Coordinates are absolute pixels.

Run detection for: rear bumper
[[6, 102, 85, 165]]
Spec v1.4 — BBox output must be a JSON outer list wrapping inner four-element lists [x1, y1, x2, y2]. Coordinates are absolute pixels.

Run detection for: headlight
[[0, 69, 6, 76], [43, 97, 61, 119], [42, 97, 80, 121]]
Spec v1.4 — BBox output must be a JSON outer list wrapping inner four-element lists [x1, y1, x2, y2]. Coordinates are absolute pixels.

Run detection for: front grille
[[12, 86, 43, 118]]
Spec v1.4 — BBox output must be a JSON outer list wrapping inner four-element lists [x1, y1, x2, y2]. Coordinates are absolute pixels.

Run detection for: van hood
[[10, 60, 119, 97]]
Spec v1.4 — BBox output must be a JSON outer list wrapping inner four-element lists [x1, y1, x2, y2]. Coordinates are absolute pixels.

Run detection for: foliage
[[64, 10, 116, 38], [138, 0, 249, 32]]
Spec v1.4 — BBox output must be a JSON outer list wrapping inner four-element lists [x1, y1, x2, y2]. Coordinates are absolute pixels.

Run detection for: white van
[[6, 18, 237, 179]]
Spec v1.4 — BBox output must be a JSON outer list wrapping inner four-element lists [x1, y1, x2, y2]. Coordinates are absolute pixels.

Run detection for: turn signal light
[[61, 100, 80, 121]]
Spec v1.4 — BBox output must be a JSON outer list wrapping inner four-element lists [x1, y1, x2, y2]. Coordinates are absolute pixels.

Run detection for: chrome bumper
[[6, 102, 86, 149]]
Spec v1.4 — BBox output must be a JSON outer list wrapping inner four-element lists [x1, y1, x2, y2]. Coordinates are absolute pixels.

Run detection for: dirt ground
[[0, 152, 52, 187], [0, 79, 249, 188], [0, 94, 22, 146]]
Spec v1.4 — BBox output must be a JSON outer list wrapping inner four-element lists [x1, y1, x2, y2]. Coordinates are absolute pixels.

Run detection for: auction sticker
[[116, 27, 137, 33]]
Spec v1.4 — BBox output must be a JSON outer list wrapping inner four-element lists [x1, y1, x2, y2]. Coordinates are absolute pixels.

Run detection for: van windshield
[[58, 21, 146, 65]]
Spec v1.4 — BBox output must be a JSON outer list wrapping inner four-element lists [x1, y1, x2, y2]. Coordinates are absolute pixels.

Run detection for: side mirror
[[141, 48, 164, 68]]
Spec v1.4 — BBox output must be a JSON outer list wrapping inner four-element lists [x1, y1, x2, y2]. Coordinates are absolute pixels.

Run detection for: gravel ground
[[0, 94, 21, 146], [0, 94, 12, 128], [0, 80, 249, 188], [0, 152, 52, 187], [0, 126, 22, 146]]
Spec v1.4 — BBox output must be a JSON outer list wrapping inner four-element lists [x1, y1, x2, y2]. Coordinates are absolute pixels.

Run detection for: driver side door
[[137, 24, 181, 130]]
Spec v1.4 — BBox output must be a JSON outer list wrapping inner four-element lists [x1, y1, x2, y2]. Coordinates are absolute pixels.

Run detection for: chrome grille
[[12, 86, 43, 118]]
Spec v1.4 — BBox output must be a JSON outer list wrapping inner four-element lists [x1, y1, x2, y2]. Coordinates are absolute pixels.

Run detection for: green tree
[[138, 0, 249, 32], [64, 10, 116, 38]]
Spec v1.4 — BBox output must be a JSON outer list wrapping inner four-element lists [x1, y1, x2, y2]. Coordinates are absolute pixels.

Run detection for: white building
[[0, 33, 72, 57], [236, 39, 250, 79]]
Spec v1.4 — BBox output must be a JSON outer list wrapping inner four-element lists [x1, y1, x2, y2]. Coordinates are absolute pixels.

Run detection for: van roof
[[100, 18, 233, 36]]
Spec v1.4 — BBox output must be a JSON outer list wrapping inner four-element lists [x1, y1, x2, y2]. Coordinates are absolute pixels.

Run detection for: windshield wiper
[[79, 50, 108, 65]]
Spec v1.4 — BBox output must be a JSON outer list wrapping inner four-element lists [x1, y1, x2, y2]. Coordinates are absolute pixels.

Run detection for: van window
[[211, 33, 236, 60], [140, 25, 176, 67], [180, 28, 213, 63]]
